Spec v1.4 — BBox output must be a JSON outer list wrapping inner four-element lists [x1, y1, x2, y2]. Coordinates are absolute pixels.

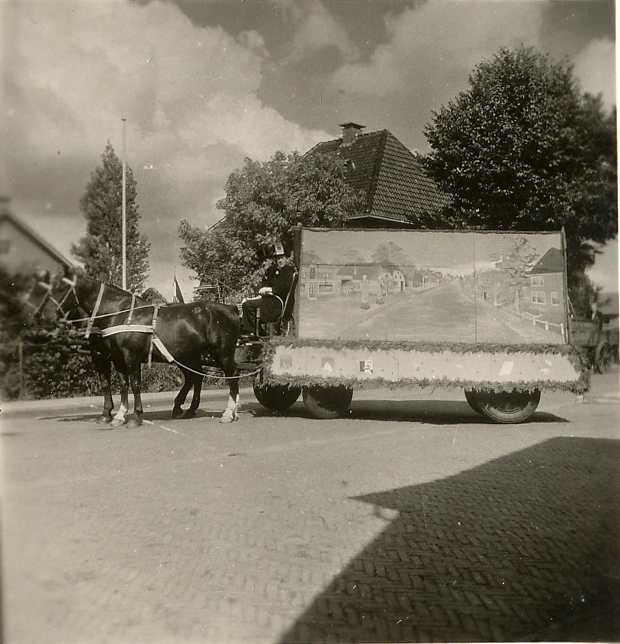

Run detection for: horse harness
[[60, 277, 174, 365]]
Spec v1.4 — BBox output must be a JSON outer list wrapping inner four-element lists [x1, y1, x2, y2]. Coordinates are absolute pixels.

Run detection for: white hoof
[[219, 410, 238, 423]]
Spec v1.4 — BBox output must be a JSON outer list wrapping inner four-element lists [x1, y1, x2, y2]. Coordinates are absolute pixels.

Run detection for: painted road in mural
[[299, 279, 561, 343]]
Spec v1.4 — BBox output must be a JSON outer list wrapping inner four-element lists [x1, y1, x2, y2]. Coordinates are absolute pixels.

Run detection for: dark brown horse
[[36, 271, 241, 426]]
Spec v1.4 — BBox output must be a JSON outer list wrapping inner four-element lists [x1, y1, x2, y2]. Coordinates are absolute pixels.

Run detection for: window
[[309, 266, 316, 280], [550, 291, 560, 306], [531, 276, 544, 287], [532, 291, 546, 304]]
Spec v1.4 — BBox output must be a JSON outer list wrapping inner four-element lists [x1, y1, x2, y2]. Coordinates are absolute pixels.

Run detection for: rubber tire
[[253, 381, 301, 411], [473, 388, 541, 424], [302, 385, 353, 419], [595, 343, 613, 374], [464, 389, 482, 414]]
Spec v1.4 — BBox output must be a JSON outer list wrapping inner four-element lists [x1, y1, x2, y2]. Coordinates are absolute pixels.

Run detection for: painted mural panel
[[298, 229, 567, 344]]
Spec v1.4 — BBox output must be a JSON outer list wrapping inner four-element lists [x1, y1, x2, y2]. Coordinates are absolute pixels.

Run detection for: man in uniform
[[241, 243, 296, 337]]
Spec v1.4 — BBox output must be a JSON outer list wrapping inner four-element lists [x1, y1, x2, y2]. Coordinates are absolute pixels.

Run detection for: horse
[[36, 270, 241, 426]]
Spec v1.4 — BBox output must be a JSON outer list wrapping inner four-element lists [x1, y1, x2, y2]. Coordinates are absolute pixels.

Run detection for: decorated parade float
[[239, 228, 587, 423]]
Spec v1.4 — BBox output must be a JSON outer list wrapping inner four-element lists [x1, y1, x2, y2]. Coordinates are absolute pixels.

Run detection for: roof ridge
[[0, 211, 74, 269]]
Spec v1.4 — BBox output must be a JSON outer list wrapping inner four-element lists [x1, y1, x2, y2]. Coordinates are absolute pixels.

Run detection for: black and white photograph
[[1, 1, 618, 642]]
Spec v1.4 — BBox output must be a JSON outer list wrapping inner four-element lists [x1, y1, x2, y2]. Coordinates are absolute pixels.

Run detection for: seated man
[[241, 243, 296, 337]]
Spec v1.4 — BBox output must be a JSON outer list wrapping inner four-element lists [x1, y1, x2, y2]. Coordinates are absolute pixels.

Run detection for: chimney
[[340, 122, 365, 146]]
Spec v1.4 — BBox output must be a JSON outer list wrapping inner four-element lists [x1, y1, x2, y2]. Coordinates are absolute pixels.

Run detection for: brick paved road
[[1, 372, 618, 643]]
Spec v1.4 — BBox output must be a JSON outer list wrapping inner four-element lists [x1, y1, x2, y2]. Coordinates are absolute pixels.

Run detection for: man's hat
[[272, 242, 285, 256]]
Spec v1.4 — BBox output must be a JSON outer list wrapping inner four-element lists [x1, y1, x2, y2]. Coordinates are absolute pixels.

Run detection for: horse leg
[[111, 371, 130, 427], [183, 373, 203, 419], [125, 361, 143, 428], [92, 348, 114, 424], [219, 356, 240, 424], [172, 368, 193, 419]]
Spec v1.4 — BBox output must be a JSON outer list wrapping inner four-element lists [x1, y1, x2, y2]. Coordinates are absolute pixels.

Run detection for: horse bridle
[[25, 279, 53, 317], [49, 275, 81, 321]]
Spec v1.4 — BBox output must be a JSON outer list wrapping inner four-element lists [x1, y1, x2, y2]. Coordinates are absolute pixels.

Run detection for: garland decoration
[[258, 337, 589, 394]]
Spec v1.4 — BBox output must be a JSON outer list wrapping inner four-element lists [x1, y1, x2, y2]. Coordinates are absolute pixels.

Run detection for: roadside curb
[[1, 387, 254, 418], [579, 393, 620, 404]]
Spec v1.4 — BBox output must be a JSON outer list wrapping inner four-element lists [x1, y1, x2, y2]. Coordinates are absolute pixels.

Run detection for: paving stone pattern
[[1, 389, 618, 643]]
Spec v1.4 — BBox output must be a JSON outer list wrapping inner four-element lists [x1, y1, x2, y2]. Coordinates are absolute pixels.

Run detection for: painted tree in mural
[[423, 46, 617, 315], [490, 236, 540, 314], [72, 142, 150, 293], [178, 150, 365, 298]]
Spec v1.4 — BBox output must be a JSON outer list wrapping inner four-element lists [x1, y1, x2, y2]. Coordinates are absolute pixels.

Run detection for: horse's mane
[[70, 273, 150, 305]]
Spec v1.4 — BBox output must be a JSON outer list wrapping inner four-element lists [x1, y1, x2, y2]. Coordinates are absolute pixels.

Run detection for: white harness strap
[[101, 325, 153, 336], [148, 304, 160, 366], [152, 336, 175, 363], [126, 294, 136, 324], [99, 303, 175, 365], [85, 282, 105, 339]]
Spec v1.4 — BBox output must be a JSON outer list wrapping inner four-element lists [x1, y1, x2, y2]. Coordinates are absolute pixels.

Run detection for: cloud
[[280, 0, 360, 65], [331, 0, 543, 106], [572, 37, 616, 112], [4, 0, 330, 285]]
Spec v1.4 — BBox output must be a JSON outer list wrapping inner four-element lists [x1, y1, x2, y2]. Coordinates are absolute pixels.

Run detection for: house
[[305, 123, 450, 228], [0, 198, 73, 276], [141, 287, 168, 305], [522, 248, 565, 329]]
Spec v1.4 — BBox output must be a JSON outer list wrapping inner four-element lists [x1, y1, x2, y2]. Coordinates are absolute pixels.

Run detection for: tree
[[179, 150, 364, 298], [423, 46, 617, 315], [72, 142, 150, 293], [490, 236, 539, 314]]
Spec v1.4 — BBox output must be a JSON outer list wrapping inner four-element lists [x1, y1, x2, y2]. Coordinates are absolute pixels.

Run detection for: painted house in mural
[[522, 247, 565, 332], [474, 247, 566, 336], [336, 265, 405, 297], [0, 199, 73, 276], [475, 269, 512, 306]]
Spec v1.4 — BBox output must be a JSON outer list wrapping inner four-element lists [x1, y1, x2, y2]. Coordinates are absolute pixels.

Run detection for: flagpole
[[121, 118, 127, 291]]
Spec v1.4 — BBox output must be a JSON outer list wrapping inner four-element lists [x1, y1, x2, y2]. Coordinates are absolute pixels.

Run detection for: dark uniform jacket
[[262, 263, 296, 300]]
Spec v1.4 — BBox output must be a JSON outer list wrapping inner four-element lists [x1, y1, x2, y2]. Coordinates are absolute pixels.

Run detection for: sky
[[1, 0, 617, 299]]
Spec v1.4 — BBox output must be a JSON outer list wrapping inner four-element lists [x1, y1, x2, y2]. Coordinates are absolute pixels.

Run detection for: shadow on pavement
[[348, 400, 568, 425], [41, 408, 223, 423], [279, 437, 620, 643], [246, 400, 568, 425]]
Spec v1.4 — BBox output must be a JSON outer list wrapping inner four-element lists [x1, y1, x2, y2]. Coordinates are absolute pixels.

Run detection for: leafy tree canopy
[[72, 142, 150, 293], [179, 150, 365, 298], [423, 46, 617, 314]]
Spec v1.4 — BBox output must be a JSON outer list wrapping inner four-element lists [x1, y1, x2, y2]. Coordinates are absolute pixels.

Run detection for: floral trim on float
[[259, 338, 588, 394]]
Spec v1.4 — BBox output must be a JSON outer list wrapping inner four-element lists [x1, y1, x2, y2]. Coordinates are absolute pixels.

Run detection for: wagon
[[569, 315, 618, 374], [237, 228, 588, 424]]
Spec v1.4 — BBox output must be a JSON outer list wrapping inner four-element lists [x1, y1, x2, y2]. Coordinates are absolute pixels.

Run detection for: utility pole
[[121, 118, 127, 291]]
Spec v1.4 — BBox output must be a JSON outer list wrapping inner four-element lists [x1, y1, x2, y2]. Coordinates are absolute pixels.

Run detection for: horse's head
[[22, 270, 56, 320], [45, 268, 82, 321]]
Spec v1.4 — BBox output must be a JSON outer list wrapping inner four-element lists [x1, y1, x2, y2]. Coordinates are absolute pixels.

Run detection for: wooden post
[[18, 339, 23, 399]]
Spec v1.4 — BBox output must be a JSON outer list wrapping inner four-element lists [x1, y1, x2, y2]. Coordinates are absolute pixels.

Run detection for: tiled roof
[[306, 130, 450, 227]]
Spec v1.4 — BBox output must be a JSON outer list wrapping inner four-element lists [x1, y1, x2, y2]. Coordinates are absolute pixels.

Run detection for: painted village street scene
[[299, 229, 567, 344]]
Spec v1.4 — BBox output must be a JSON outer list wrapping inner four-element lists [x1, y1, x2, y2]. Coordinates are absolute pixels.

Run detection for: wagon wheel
[[302, 385, 353, 419], [594, 342, 614, 374], [253, 378, 301, 411], [464, 389, 482, 414], [466, 389, 541, 424]]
